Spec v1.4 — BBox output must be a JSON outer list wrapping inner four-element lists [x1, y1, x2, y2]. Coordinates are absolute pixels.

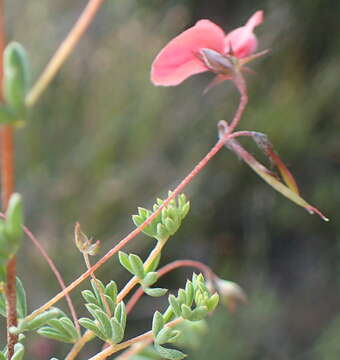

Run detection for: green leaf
[[85, 303, 103, 319], [114, 302, 126, 331], [93, 309, 112, 340], [58, 317, 79, 341], [105, 281, 117, 303], [132, 214, 143, 227], [110, 318, 124, 343], [118, 251, 134, 274], [103, 295, 115, 315], [188, 306, 208, 321], [0, 352, 5, 360], [132, 214, 156, 238], [137, 207, 148, 218], [177, 289, 187, 305], [154, 344, 186, 360], [152, 311, 164, 337], [3, 42, 29, 118], [155, 327, 174, 345], [37, 327, 74, 343], [180, 305, 192, 320], [163, 218, 178, 236], [79, 318, 106, 341], [21, 307, 62, 331], [143, 272, 158, 287], [168, 295, 181, 317], [129, 254, 145, 279], [184, 281, 194, 307], [10, 343, 24, 360], [81, 290, 98, 306], [16, 278, 27, 318], [91, 279, 105, 307], [144, 288, 168, 297], [5, 193, 23, 251], [180, 202, 190, 220], [206, 293, 219, 312]]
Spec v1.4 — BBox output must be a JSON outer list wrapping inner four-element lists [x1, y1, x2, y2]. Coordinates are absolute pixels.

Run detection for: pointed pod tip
[[307, 207, 329, 222]]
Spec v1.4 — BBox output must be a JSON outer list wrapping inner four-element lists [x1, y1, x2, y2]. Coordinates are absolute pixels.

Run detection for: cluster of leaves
[[1, 42, 29, 125], [79, 279, 127, 344], [119, 251, 167, 297], [12, 307, 79, 345], [131, 321, 208, 360], [151, 274, 219, 360], [132, 193, 190, 242], [0, 193, 222, 360]]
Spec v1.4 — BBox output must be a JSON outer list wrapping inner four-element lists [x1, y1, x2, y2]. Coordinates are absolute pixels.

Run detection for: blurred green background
[[5, 0, 340, 359]]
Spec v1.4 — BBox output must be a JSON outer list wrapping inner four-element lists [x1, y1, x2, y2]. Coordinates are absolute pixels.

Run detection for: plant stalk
[[0, 0, 18, 357], [25, 0, 105, 107], [24, 90, 248, 323]]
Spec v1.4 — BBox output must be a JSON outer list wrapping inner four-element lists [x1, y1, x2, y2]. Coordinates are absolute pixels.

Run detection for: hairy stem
[[25, 0, 105, 107]]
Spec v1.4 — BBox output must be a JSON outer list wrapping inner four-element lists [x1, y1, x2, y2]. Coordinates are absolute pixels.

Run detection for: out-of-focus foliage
[[5, 0, 340, 359]]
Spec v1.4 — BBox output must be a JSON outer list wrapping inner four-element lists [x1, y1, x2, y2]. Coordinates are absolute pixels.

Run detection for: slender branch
[[115, 340, 152, 360], [24, 89, 248, 323], [65, 330, 95, 360], [228, 74, 248, 133], [25, 0, 105, 107], [23, 224, 80, 334], [127, 259, 217, 314]]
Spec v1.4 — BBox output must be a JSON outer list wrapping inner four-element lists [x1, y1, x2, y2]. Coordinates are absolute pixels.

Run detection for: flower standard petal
[[224, 10, 264, 58], [151, 20, 225, 86]]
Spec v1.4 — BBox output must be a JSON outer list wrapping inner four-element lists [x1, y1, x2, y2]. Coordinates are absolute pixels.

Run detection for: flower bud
[[209, 278, 247, 312]]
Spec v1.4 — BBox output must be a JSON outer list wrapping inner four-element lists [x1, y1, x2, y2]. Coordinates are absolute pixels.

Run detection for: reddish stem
[[0, 0, 18, 356], [23, 225, 80, 334], [25, 88, 248, 322], [126, 260, 217, 314]]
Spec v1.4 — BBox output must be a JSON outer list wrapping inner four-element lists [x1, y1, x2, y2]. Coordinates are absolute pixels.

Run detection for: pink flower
[[151, 11, 264, 87]]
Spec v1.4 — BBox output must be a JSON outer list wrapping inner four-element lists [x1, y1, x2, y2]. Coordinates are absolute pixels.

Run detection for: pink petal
[[224, 10, 264, 58], [151, 20, 225, 86]]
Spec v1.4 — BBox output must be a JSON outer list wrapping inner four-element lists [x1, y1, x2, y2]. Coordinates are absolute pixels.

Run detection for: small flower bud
[[209, 278, 247, 312], [74, 222, 100, 256]]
